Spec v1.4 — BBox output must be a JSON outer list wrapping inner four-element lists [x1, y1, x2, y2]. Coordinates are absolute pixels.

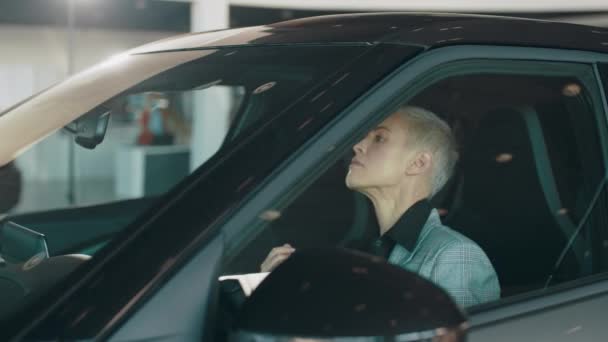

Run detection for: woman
[[261, 106, 500, 307]]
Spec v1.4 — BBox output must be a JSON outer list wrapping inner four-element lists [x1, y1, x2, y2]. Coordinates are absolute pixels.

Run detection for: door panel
[[469, 287, 608, 341]]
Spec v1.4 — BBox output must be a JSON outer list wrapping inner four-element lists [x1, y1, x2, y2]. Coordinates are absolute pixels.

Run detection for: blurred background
[[1, 0, 607, 215]]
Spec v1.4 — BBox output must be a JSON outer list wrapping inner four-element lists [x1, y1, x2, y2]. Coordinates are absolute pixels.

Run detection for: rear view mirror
[[63, 106, 111, 149], [230, 248, 468, 342]]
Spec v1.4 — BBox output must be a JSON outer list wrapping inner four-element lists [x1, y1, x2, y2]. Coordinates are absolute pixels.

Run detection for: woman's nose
[[353, 139, 365, 155]]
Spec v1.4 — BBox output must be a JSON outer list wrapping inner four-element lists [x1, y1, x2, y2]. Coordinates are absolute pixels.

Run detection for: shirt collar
[[369, 199, 433, 259], [385, 198, 433, 252], [368, 199, 433, 259]]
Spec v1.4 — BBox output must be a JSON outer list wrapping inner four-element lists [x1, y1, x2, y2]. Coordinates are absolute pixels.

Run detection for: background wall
[[0, 25, 175, 211]]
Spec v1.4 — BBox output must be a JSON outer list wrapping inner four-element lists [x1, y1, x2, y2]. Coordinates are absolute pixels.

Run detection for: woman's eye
[[374, 135, 385, 143]]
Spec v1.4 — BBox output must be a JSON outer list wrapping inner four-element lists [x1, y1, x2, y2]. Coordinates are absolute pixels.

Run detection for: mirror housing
[[63, 106, 111, 149], [230, 248, 467, 342]]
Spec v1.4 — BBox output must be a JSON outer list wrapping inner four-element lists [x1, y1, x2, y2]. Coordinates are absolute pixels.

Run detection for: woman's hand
[[260, 244, 295, 272]]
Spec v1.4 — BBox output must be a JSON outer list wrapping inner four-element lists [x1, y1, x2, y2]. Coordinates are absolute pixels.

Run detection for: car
[[1, 12, 608, 341]]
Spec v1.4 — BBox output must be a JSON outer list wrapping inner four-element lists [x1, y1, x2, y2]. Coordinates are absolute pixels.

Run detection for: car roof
[[131, 12, 608, 54]]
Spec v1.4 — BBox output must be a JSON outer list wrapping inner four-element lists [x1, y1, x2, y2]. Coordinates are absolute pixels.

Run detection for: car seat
[[445, 106, 582, 297]]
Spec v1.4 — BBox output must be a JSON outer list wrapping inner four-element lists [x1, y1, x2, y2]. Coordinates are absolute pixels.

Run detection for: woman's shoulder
[[424, 220, 481, 252]]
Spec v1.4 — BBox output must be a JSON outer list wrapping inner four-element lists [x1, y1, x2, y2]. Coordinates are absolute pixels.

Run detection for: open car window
[[222, 59, 608, 310]]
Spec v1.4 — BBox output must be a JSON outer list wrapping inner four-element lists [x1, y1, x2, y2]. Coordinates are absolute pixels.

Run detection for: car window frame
[[215, 45, 608, 330]]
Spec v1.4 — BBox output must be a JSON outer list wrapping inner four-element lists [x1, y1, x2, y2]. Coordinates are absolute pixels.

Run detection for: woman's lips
[[350, 160, 364, 167]]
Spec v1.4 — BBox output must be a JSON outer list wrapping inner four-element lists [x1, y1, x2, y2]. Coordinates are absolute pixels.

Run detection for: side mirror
[[63, 106, 111, 149], [230, 248, 468, 342]]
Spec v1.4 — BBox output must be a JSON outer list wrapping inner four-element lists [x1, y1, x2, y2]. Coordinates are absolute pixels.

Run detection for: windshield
[[0, 44, 375, 320], [4, 45, 369, 211]]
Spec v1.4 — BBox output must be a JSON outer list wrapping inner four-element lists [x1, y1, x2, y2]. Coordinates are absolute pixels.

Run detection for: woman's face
[[346, 113, 413, 192]]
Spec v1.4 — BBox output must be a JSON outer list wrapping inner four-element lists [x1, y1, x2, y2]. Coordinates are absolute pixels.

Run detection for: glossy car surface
[[1, 13, 608, 341]]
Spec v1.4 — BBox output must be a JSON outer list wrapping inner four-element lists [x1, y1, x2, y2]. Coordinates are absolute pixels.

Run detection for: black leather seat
[[446, 107, 580, 296]]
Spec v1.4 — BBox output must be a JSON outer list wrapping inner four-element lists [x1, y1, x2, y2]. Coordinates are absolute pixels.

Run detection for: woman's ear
[[405, 151, 432, 176]]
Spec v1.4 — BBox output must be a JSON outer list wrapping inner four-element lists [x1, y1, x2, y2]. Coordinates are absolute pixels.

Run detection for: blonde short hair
[[397, 106, 459, 196]]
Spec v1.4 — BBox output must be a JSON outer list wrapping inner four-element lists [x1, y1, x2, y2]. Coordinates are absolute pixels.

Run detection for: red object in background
[[137, 109, 154, 145]]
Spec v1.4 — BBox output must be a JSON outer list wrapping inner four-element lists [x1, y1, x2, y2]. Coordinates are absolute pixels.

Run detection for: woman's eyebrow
[[375, 126, 392, 132]]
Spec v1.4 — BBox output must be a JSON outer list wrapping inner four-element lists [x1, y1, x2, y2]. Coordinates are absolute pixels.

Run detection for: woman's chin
[[345, 173, 365, 190]]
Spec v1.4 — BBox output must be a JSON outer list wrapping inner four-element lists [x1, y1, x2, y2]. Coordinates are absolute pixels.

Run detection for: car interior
[[224, 72, 605, 302]]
